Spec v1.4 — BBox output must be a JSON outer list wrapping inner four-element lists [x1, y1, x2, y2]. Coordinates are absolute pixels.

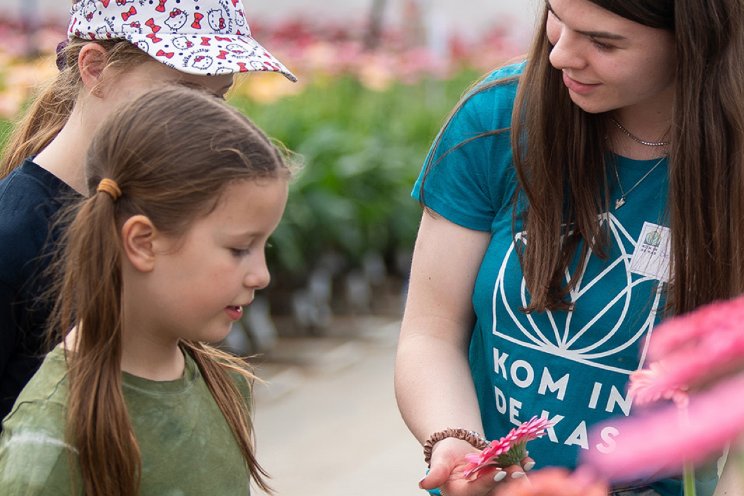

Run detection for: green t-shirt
[[0, 346, 253, 495]]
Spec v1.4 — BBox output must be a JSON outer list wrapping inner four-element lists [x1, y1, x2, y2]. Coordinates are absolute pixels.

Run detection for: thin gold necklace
[[612, 156, 666, 210], [610, 117, 670, 147]]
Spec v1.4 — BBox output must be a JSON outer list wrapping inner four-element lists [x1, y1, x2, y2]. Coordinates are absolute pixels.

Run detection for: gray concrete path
[[251, 316, 424, 496]]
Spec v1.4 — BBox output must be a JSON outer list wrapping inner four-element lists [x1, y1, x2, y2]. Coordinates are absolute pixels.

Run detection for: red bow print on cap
[[121, 6, 137, 21]]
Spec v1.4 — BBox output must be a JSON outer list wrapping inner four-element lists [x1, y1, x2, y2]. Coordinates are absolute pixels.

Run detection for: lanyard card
[[629, 222, 671, 283]]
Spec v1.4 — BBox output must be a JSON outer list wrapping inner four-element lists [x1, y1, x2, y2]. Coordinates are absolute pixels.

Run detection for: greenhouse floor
[[252, 315, 423, 496]]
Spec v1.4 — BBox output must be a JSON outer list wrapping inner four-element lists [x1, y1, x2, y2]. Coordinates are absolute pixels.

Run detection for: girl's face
[[102, 59, 234, 110], [136, 177, 288, 345], [545, 0, 676, 118]]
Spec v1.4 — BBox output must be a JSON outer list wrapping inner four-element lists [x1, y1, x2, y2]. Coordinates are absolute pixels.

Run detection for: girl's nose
[[244, 256, 271, 291]]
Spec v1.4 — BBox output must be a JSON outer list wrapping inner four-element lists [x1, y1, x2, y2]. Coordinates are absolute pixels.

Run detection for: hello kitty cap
[[68, 0, 297, 81]]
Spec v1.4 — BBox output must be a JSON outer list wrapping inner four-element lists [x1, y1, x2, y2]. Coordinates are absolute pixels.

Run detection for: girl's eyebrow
[[546, 0, 628, 41]]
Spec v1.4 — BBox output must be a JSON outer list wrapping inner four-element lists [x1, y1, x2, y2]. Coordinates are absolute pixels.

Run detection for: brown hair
[[424, 0, 744, 315], [50, 85, 289, 495], [0, 37, 149, 177]]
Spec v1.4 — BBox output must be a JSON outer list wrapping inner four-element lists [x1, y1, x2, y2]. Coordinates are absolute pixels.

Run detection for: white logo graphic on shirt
[[493, 213, 663, 375]]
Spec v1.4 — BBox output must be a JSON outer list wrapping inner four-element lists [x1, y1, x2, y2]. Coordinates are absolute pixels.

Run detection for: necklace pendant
[[615, 197, 626, 210]]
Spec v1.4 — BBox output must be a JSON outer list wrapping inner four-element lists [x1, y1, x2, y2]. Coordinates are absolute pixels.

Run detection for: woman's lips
[[562, 72, 601, 95]]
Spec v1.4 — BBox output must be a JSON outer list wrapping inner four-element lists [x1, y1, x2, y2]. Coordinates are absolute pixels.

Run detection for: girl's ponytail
[[52, 189, 141, 496]]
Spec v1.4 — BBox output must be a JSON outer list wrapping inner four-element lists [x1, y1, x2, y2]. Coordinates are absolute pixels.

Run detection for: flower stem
[[682, 463, 696, 496]]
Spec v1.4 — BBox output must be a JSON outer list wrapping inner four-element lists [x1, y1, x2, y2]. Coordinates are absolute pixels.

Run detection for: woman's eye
[[591, 39, 615, 51]]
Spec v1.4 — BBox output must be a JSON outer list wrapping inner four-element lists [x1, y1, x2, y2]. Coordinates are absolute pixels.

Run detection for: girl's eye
[[230, 248, 250, 258]]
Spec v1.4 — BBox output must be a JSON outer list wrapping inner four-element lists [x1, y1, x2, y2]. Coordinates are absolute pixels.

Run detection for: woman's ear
[[78, 43, 108, 97], [121, 215, 157, 272]]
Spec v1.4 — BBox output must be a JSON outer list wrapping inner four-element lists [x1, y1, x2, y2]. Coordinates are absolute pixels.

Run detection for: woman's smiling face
[[545, 0, 676, 117]]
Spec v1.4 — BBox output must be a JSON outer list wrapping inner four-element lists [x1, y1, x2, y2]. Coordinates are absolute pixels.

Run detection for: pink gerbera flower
[[462, 416, 552, 479], [627, 295, 744, 412], [646, 295, 744, 361], [584, 294, 744, 489], [585, 372, 744, 482], [629, 362, 689, 408]]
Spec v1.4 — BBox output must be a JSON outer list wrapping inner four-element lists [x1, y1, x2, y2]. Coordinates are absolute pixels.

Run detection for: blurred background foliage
[[0, 11, 522, 345], [232, 72, 478, 283]]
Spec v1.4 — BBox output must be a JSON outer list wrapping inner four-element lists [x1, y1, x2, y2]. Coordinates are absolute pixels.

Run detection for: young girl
[[395, 0, 744, 495], [0, 85, 290, 495], [0, 0, 295, 424]]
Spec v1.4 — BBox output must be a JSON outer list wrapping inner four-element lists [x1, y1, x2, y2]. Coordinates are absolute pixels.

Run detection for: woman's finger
[[521, 456, 536, 472]]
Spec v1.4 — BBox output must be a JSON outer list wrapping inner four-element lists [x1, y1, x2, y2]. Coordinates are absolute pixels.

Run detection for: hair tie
[[55, 39, 69, 71], [97, 178, 122, 201]]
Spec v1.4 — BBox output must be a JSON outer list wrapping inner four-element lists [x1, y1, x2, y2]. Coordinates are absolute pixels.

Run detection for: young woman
[[395, 0, 744, 495], [0, 0, 295, 424], [0, 85, 290, 495]]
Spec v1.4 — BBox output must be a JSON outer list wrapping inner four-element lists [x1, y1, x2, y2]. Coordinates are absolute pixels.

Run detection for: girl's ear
[[121, 215, 157, 272], [78, 43, 108, 96]]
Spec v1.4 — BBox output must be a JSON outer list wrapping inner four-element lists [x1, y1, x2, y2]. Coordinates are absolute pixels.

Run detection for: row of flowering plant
[[0, 15, 521, 117]]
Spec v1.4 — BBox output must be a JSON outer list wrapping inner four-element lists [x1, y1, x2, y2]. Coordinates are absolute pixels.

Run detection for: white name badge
[[629, 222, 671, 283]]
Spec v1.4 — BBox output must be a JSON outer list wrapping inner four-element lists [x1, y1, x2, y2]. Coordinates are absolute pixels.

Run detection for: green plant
[[0, 119, 13, 151], [230, 71, 480, 284]]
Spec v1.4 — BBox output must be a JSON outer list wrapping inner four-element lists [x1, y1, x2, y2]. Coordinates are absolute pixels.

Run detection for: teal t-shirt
[[0, 346, 254, 495], [413, 63, 717, 495]]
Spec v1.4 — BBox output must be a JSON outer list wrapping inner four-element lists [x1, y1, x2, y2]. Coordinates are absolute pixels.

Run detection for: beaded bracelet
[[423, 428, 489, 466]]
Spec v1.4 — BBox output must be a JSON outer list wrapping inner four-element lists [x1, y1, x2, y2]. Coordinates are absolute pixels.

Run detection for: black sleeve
[[0, 278, 18, 383]]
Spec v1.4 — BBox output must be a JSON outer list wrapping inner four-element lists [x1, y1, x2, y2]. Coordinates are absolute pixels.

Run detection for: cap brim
[[125, 32, 297, 81]]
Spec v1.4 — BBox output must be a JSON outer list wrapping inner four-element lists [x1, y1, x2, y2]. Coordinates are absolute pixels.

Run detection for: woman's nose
[[548, 29, 586, 71]]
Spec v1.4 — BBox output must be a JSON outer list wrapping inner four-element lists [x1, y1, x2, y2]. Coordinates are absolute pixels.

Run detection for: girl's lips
[[225, 306, 243, 321], [562, 72, 601, 95]]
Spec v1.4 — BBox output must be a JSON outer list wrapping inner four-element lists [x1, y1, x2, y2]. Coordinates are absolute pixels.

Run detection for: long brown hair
[[0, 36, 149, 177], [49, 86, 289, 496], [514, 0, 744, 314], [425, 0, 744, 315]]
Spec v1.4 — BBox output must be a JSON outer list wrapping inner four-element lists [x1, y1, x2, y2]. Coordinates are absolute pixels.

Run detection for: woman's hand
[[419, 438, 534, 496]]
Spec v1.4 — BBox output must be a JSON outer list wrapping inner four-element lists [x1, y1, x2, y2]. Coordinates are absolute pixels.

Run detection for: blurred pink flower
[[496, 467, 608, 496], [646, 295, 744, 361], [462, 416, 552, 479], [585, 372, 744, 482], [582, 295, 744, 494], [629, 362, 688, 408], [626, 295, 744, 411], [1, 16, 522, 104]]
